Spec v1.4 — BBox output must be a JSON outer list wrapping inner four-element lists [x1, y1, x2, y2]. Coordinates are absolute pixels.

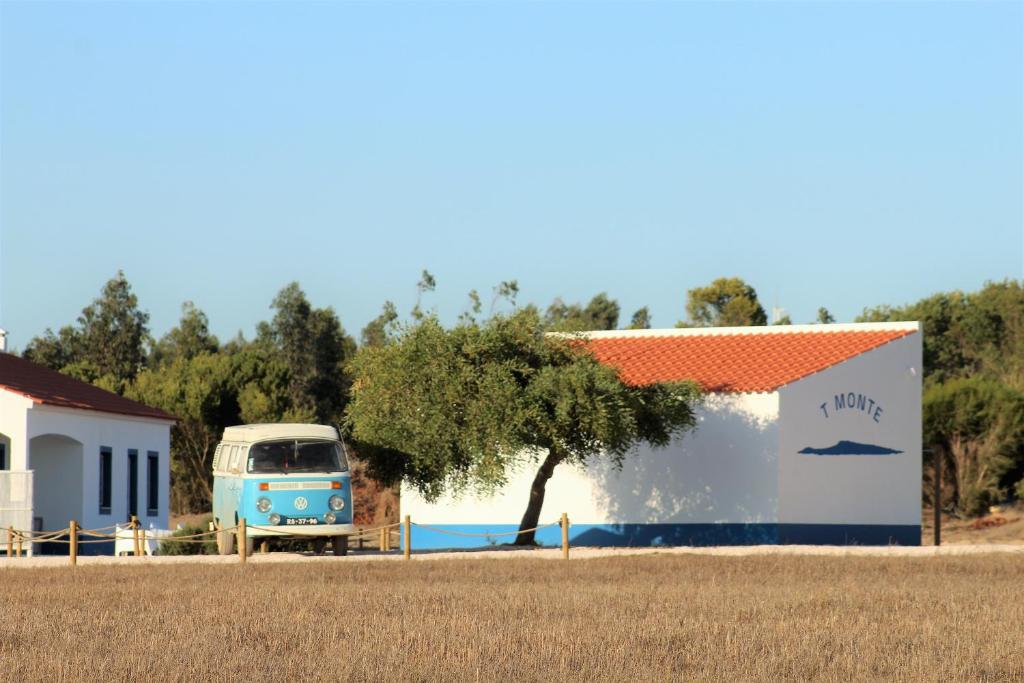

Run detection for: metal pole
[[404, 515, 411, 561]]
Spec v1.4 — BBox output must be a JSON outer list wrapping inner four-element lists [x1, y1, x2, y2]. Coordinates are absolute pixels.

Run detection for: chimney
[[0, 329, 7, 353]]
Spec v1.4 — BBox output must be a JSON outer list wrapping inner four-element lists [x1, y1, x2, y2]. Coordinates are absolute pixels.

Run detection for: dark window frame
[[146, 451, 159, 517], [99, 447, 112, 515], [0, 442, 6, 471], [127, 449, 139, 521]]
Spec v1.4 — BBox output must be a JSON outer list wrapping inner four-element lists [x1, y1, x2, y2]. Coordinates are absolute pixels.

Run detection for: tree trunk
[[514, 448, 564, 545]]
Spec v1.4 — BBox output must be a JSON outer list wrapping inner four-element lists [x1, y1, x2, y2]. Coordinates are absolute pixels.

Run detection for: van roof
[[220, 423, 340, 443]]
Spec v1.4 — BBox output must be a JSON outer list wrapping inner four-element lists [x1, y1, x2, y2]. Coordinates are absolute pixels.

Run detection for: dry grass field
[[1, 554, 1022, 682]]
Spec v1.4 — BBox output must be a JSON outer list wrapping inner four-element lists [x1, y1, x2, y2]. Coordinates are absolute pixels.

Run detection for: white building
[[404, 322, 922, 547], [0, 352, 174, 554]]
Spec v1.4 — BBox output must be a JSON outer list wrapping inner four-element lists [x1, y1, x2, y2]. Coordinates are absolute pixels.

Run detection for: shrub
[[924, 377, 1024, 516], [158, 518, 218, 555]]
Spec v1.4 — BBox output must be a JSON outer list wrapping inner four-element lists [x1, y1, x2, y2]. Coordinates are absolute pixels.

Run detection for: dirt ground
[[921, 502, 1024, 545]]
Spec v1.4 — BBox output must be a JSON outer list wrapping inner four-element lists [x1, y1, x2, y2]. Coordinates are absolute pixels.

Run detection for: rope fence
[[1, 512, 574, 565]]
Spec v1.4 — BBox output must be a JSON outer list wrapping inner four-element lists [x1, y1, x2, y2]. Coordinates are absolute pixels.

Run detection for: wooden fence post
[[357, 527, 363, 550], [561, 512, 570, 560], [238, 518, 247, 565], [379, 527, 385, 552], [69, 520, 78, 566], [141, 528, 148, 557], [16, 532, 22, 558], [934, 450, 941, 547], [404, 515, 411, 561], [132, 515, 141, 556], [6, 526, 11, 558]]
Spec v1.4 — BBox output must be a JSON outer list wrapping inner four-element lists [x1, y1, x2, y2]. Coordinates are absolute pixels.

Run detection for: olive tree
[[346, 307, 701, 544]]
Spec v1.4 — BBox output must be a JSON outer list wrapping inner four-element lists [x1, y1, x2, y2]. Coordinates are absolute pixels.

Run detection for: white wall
[[29, 434, 83, 531], [27, 405, 172, 531], [777, 331, 922, 526], [403, 392, 780, 526], [0, 390, 33, 470]]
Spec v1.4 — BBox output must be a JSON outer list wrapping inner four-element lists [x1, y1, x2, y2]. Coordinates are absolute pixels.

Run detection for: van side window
[[227, 446, 241, 473], [212, 444, 223, 472]]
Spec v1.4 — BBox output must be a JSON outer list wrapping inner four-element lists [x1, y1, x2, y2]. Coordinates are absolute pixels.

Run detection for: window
[[99, 447, 112, 514], [248, 440, 345, 474], [0, 443, 6, 471], [227, 445, 241, 473], [127, 449, 139, 520], [147, 452, 159, 516]]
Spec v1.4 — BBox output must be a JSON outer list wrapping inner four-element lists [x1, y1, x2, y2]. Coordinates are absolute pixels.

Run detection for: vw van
[[212, 424, 354, 556]]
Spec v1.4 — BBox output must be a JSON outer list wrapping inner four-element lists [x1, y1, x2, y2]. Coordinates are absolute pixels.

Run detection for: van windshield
[[247, 440, 347, 474]]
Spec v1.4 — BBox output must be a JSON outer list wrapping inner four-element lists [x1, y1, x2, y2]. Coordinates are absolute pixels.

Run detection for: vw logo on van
[[293, 496, 309, 511]]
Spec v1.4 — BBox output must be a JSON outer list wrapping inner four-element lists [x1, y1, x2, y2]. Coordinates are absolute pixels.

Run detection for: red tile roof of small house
[[580, 323, 918, 393], [0, 352, 175, 421]]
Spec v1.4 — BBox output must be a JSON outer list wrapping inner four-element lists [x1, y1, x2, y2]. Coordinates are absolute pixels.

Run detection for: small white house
[[0, 352, 174, 554], [404, 322, 922, 548]]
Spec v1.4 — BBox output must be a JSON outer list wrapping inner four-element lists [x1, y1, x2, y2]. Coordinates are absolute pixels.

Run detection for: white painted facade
[[0, 390, 172, 549], [403, 323, 922, 546]]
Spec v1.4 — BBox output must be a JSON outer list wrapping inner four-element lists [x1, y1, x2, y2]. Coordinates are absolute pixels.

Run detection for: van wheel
[[312, 537, 327, 555], [217, 527, 235, 556], [332, 536, 348, 557]]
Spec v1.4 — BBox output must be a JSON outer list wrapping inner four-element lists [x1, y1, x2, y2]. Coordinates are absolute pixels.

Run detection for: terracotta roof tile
[[584, 327, 915, 393], [0, 353, 175, 421]]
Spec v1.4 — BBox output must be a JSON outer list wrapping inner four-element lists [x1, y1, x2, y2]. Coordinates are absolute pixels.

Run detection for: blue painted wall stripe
[[403, 523, 921, 550]]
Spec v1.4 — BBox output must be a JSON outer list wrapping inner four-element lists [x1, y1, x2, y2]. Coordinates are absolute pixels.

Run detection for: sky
[[1, 1, 1021, 349]]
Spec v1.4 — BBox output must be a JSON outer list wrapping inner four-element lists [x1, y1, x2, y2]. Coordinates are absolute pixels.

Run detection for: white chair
[[114, 523, 174, 556]]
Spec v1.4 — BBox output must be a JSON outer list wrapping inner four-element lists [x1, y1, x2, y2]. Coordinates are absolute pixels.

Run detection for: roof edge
[[574, 321, 921, 339]]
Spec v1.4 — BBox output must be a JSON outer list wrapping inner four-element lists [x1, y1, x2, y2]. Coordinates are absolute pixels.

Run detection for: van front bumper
[[246, 523, 356, 537]]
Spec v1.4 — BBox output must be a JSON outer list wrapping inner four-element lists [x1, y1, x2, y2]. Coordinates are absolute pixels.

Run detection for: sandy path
[[1, 542, 1022, 568]]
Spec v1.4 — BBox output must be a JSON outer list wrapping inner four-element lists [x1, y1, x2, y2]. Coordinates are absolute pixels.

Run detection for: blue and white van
[[212, 424, 355, 556]]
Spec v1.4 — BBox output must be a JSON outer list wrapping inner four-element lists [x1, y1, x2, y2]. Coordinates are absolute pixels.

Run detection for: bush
[[158, 517, 218, 555], [924, 377, 1024, 516]]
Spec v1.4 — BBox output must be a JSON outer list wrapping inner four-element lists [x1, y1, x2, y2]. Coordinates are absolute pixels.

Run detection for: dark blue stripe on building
[[403, 523, 921, 550]]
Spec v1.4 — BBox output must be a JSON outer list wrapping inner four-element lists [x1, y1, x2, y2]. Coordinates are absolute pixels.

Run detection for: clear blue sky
[[1, 1, 1021, 349]]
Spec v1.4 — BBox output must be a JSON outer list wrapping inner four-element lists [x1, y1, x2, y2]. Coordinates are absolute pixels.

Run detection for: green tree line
[[19, 272, 1024, 518]]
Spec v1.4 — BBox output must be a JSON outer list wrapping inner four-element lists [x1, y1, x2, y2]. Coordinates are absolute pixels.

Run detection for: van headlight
[[256, 497, 272, 513], [324, 511, 337, 524], [268, 513, 282, 525], [328, 495, 345, 511]]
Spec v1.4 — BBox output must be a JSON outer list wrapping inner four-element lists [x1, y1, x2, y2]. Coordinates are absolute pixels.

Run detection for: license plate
[[285, 517, 320, 525]]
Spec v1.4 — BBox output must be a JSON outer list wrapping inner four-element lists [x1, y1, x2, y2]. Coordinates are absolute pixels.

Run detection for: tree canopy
[[543, 292, 621, 332], [680, 277, 768, 327], [24, 271, 150, 393], [346, 306, 701, 543]]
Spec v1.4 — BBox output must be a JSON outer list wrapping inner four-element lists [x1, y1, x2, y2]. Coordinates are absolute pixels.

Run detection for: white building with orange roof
[[403, 322, 922, 548]]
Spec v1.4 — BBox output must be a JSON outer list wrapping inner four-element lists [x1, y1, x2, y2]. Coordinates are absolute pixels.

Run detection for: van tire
[[332, 535, 348, 557], [217, 527, 235, 555], [312, 537, 327, 555]]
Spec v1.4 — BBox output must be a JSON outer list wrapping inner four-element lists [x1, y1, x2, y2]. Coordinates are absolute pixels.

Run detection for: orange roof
[[583, 324, 917, 393], [0, 353, 175, 421]]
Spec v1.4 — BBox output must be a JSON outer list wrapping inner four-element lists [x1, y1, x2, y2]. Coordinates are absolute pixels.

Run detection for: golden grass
[[1, 554, 1022, 682]]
